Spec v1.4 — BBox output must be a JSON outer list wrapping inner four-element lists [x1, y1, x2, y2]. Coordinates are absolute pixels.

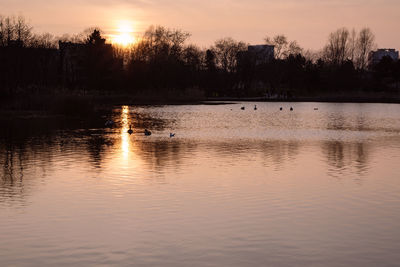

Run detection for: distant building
[[235, 45, 275, 93], [237, 44, 274, 74], [369, 48, 399, 65], [247, 45, 274, 65]]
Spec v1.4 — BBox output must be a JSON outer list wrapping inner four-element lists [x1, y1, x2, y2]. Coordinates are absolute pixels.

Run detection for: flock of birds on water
[[239, 105, 299, 111], [104, 104, 319, 137]]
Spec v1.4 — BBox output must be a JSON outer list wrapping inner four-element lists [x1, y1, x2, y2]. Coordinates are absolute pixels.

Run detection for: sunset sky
[[1, 0, 399, 50]]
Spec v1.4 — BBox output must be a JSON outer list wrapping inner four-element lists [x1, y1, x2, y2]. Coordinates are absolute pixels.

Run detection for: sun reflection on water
[[121, 105, 131, 159]]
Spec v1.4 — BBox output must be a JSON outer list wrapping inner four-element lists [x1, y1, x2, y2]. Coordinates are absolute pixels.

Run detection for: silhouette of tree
[[0, 16, 14, 46], [264, 34, 302, 59], [133, 26, 190, 62], [347, 29, 357, 62], [82, 29, 121, 90], [127, 25, 193, 91], [0, 15, 33, 47], [183, 45, 202, 70], [355, 28, 375, 70], [205, 49, 216, 72], [86, 29, 105, 46], [323, 28, 351, 65], [30, 33, 57, 48], [14, 16, 32, 46], [0, 14, 398, 104], [323, 27, 376, 70], [212, 37, 247, 73]]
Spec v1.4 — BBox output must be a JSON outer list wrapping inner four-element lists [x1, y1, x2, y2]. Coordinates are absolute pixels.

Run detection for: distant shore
[[205, 95, 400, 104], [1, 91, 400, 120]]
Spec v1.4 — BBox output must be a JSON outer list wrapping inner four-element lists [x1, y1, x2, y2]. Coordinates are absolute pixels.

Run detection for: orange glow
[[111, 21, 135, 46], [121, 105, 131, 158]]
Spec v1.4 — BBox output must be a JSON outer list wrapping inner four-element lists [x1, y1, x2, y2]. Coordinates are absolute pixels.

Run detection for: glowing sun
[[112, 21, 135, 46]]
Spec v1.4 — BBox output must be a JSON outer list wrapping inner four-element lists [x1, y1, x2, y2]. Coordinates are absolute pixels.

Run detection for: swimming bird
[[170, 133, 175, 138], [254, 105, 257, 110], [290, 107, 293, 111], [144, 129, 152, 136], [127, 125, 133, 135], [241, 106, 245, 110], [314, 108, 318, 110], [280, 107, 283, 111]]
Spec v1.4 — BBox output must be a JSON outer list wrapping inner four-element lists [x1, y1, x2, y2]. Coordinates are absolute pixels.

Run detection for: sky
[[1, 0, 399, 50]]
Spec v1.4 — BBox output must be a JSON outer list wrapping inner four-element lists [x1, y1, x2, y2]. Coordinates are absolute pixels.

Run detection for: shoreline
[[204, 96, 400, 104], [1, 93, 400, 120]]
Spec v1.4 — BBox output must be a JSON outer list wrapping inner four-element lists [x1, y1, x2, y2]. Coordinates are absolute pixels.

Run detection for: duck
[[144, 129, 152, 136], [127, 125, 133, 135], [280, 107, 283, 111], [290, 107, 293, 111], [254, 105, 257, 110], [170, 133, 175, 138], [241, 106, 245, 110], [314, 107, 318, 110]]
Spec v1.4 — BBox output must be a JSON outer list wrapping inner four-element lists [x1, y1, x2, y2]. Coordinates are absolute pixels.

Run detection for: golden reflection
[[101, 105, 143, 188], [121, 105, 130, 158]]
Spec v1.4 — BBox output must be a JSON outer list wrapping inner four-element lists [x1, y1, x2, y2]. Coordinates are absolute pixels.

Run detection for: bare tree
[[265, 35, 286, 59], [323, 27, 376, 68], [169, 29, 191, 57], [264, 34, 302, 59], [57, 33, 85, 44], [4, 16, 14, 45], [0, 15, 4, 46], [212, 37, 247, 73], [0, 15, 33, 47], [323, 27, 351, 65], [288, 40, 302, 56], [303, 49, 322, 63], [31, 33, 57, 48], [348, 29, 357, 62], [14, 16, 32, 45], [182, 44, 203, 71], [131, 25, 190, 62], [355, 27, 375, 69]]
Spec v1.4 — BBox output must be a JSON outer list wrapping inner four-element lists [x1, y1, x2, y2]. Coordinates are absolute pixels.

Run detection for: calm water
[[1, 102, 400, 266]]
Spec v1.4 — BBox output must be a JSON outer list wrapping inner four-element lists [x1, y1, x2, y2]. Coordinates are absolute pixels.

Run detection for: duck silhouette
[[280, 107, 283, 110], [127, 125, 133, 135], [290, 107, 293, 111], [170, 133, 175, 138], [254, 105, 257, 110], [241, 106, 245, 110], [144, 129, 152, 136]]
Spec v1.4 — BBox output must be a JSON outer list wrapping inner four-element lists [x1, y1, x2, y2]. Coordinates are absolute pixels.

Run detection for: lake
[[1, 102, 400, 266]]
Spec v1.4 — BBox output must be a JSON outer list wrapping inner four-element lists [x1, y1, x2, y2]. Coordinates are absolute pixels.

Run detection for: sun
[[114, 33, 134, 46], [112, 21, 135, 46]]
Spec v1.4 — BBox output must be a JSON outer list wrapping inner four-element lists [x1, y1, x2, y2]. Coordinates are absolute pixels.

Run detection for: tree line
[[0, 14, 399, 101]]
